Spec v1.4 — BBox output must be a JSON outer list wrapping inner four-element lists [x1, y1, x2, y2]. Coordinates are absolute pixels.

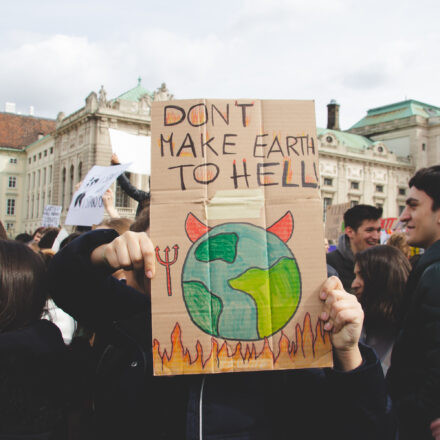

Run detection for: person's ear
[[345, 226, 355, 239]]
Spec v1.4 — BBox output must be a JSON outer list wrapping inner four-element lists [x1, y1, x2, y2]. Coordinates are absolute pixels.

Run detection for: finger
[[114, 237, 133, 269], [332, 307, 363, 333], [139, 233, 155, 278], [328, 298, 360, 322], [126, 233, 144, 271], [104, 245, 120, 270], [320, 276, 343, 299]]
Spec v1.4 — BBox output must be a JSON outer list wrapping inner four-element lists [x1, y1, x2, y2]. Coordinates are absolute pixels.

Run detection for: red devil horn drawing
[[185, 213, 212, 242], [267, 211, 294, 242]]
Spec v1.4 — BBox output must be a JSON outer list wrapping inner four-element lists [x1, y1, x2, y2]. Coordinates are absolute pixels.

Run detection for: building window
[[422, 143, 426, 151], [376, 203, 383, 209], [33, 155, 36, 162], [62, 167, 66, 209], [398, 205, 405, 215], [49, 165, 53, 184], [78, 162, 83, 181], [6, 199, 15, 215], [323, 197, 332, 221], [6, 223, 14, 231], [36, 194, 40, 217], [350, 200, 359, 207], [323, 177, 333, 186], [116, 173, 131, 208], [38, 152, 42, 160], [37, 170, 41, 187], [69, 165, 75, 202], [375, 185, 384, 193], [32, 172, 35, 187], [8, 176, 17, 188], [44, 150, 47, 157], [43, 167, 46, 185], [50, 147, 53, 154], [351, 181, 359, 190], [9, 157, 17, 164], [326, 136, 333, 143], [398, 188, 406, 196]]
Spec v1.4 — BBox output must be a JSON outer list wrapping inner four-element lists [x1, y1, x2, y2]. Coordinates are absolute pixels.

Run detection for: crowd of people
[[0, 164, 439, 439]]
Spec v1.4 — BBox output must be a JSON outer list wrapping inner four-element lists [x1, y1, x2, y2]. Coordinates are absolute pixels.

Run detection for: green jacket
[[387, 239, 440, 439]]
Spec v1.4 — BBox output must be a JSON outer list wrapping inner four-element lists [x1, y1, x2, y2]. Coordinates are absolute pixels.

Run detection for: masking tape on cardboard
[[205, 189, 265, 220]]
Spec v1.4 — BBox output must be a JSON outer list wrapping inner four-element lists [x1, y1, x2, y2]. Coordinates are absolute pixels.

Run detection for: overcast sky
[[1, 0, 439, 129]]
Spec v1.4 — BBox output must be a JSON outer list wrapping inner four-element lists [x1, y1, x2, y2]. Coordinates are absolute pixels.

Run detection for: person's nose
[[399, 206, 410, 223]]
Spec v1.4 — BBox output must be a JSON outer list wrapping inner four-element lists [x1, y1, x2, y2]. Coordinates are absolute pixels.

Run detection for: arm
[[102, 188, 120, 218], [319, 277, 396, 438], [112, 152, 149, 203], [47, 229, 152, 330], [116, 173, 149, 203]]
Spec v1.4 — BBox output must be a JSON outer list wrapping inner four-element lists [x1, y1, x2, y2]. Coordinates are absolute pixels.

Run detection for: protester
[[386, 232, 411, 259], [111, 153, 150, 217], [15, 232, 33, 243], [386, 165, 440, 440], [38, 227, 60, 249], [94, 217, 133, 235], [352, 245, 411, 373], [0, 240, 71, 438], [326, 204, 382, 290], [28, 226, 47, 252], [48, 225, 395, 439]]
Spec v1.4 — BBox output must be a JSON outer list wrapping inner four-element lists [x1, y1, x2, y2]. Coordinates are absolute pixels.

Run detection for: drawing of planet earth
[[182, 222, 301, 341]]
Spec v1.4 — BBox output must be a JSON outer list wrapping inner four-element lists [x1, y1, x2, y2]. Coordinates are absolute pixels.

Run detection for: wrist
[[333, 345, 363, 372]]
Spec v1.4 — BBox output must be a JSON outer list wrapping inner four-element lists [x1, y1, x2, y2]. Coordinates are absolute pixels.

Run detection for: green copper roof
[[350, 99, 440, 129], [317, 127, 373, 151], [114, 77, 152, 102]]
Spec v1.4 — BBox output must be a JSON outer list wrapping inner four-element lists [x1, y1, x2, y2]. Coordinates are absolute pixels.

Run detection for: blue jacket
[[48, 229, 396, 440]]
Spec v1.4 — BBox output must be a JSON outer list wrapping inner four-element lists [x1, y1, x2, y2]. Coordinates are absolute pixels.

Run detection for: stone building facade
[[2, 90, 439, 236]]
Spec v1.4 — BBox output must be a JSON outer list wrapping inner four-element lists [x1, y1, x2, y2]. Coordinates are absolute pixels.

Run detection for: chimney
[[5, 102, 16, 113], [327, 99, 340, 131]]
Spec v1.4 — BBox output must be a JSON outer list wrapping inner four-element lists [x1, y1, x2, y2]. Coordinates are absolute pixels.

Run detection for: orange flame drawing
[[153, 313, 332, 376]]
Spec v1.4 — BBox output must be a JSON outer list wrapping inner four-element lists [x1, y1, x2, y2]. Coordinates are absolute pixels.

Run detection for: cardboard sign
[[109, 128, 151, 175], [65, 164, 129, 226], [150, 99, 332, 376], [42, 205, 62, 227], [324, 202, 351, 242]]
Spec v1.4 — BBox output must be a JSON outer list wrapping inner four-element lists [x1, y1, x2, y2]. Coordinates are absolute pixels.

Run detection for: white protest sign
[[65, 164, 129, 226], [109, 128, 151, 175], [42, 205, 62, 227], [51, 228, 69, 253]]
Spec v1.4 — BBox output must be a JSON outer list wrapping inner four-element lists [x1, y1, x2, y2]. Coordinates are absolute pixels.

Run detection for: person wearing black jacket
[[47, 228, 396, 440], [387, 166, 440, 440], [0, 240, 71, 439]]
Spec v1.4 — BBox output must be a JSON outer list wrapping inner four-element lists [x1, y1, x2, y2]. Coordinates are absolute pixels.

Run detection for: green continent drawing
[[182, 217, 302, 341], [229, 258, 301, 338]]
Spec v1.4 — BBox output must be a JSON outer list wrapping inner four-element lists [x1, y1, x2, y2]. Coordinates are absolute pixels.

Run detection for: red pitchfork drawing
[[155, 245, 179, 296]]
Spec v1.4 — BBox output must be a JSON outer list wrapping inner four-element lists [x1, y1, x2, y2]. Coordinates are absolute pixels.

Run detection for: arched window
[[78, 162, 83, 181]]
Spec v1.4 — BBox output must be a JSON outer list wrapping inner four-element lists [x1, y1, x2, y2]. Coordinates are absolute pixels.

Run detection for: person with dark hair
[[15, 232, 33, 243], [60, 232, 82, 250], [47, 226, 396, 440], [326, 204, 382, 290], [352, 246, 411, 373], [111, 153, 150, 217], [0, 240, 70, 438], [38, 227, 60, 250], [386, 165, 440, 440]]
